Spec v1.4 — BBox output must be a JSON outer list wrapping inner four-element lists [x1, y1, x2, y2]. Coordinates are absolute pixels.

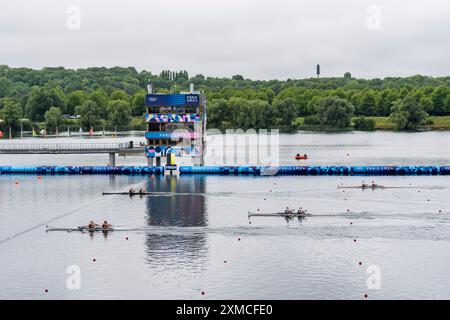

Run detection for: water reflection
[[144, 176, 208, 270], [86, 230, 111, 240], [284, 215, 307, 223]]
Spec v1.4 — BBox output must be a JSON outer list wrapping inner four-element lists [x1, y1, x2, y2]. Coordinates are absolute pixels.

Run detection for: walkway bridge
[[0, 142, 145, 166]]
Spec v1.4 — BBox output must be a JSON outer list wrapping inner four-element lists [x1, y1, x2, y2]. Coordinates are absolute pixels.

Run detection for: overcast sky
[[1, 0, 449, 80]]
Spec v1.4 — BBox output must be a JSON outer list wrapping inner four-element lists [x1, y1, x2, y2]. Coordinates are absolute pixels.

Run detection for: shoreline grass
[[294, 116, 450, 131]]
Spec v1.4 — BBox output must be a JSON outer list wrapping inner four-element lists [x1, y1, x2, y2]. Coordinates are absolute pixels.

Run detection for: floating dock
[[1, 165, 450, 175]]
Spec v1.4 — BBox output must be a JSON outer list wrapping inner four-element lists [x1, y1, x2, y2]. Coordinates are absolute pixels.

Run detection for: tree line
[[0, 65, 449, 133]]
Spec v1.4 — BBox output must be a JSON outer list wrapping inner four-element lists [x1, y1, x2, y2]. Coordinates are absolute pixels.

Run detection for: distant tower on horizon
[[316, 64, 320, 78]]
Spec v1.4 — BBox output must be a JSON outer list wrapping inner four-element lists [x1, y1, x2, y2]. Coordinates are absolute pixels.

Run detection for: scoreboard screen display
[[145, 94, 200, 107]]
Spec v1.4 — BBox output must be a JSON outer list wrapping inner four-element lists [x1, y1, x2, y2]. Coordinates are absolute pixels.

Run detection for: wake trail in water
[[43, 223, 450, 241], [0, 180, 147, 245], [0, 198, 106, 245]]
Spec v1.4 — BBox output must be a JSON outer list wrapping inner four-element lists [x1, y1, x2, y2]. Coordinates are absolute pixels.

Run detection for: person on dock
[[88, 220, 98, 229], [102, 220, 112, 229]]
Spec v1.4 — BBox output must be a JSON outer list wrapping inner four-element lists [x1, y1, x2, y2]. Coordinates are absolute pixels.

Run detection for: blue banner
[[145, 132, 199, 139], [145, 94, 200, 107]]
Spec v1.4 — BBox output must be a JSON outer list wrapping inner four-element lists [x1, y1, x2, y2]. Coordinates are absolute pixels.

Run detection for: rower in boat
[[297, 207, 306, 215], [371, 181, 380, 188], [284, 207, 293, 214], [102, 220, 112, 230], [88, 220, 98, 229], [361, 181, 369, 188], [138, 188, 146, 194]]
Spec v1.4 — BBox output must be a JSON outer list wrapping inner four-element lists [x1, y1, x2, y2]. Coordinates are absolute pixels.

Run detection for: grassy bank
[[294, 116, 450, 131], [426, 116, 450, 130], [364, 116, 450, 130]]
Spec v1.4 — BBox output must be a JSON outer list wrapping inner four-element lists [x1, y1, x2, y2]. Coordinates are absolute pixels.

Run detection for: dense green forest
[[0, 65, 450, 133]]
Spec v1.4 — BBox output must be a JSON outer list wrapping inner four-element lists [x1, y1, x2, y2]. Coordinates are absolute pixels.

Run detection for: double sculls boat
[[337, 184, 419, 190], [248, 211, 311, 218], [102, 191, 158, 196], [338, 184, 385, 190], [45, 225, 126, 232]]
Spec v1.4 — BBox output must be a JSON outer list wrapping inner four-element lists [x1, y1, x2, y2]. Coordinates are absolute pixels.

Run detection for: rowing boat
[[248, 212, 311, 217], [337, 185, 418, 190], [102, 192, 160, 196], [46, 225, 121, 232], [338, 185, 385, 189]]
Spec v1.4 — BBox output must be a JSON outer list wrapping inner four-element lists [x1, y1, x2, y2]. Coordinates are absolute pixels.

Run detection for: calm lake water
[[1, 131, 450, 299]]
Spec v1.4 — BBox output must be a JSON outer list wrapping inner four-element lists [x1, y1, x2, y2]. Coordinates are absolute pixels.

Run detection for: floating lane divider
[[0, 166, 165, 175], [179, 165, 450, 175], [0, 165, 449, 175]]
